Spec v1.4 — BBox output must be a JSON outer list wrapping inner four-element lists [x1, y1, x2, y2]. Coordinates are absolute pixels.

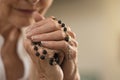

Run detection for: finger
[[26, 19, 61, 38], [26, 17, 59, 34], [41, 40, 77, 59], [66, 26, 71, 31], [64, 26, 76, 39], [68, 38, 78, 47], [26, 16, 46, 33], [61, 26, 76, 39], [41, 40, 67, 52], [31, 30, 66, 41], [67, 31, 76, 39], [41, 41, 77, 54], [33, 12, 45, 22]]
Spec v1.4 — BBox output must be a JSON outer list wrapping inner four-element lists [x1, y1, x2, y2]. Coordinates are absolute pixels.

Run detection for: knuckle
[[62, 41, 68, 49], [72, 32, 77, 39], [74, 40, 79, 47], [67, 31, 76, 39], [48, 18, 59, 29], [69, 39, 78, 47], [49, 18, 57, 25], [76, 41, 79, 46], [67, 26, 71, 31], [72, 48, 78, 58], [60, 30, 66, 38], [49, 18, 54, 22]]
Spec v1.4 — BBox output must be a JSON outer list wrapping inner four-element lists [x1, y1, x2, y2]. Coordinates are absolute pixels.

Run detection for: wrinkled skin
[[0, 0, 80, 80]]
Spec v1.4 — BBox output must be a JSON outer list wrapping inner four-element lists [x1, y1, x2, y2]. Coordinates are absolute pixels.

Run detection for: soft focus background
[[46, 0, 120, 80]]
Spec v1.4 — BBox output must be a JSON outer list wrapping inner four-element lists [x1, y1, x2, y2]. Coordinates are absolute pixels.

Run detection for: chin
[[9, 16, 34, 28], [8, 10, 35, 28]]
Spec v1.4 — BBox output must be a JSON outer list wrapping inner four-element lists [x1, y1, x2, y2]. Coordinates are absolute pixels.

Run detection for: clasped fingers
[[26, 17, 61, 39]]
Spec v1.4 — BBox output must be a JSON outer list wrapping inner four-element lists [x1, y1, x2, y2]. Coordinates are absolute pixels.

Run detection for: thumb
[[33, 12, 45, 22]]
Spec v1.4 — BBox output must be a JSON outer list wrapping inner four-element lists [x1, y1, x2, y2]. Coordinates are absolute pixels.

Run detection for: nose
[[27, 0, 39, 4]]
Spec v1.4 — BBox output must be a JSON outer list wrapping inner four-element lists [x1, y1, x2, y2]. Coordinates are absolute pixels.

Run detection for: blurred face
[[0, 0, 53, 27]]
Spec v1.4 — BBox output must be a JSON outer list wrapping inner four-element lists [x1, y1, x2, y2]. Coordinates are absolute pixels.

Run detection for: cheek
[[2, 0, 17, 6]]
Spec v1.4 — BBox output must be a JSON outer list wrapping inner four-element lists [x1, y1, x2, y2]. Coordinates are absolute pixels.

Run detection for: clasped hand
[[23, 13, 79, 80]]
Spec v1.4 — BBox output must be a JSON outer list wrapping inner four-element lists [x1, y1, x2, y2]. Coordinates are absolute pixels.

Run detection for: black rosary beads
[[32, 41, 60, 66], [40, 49, 47, 60], [32, 42, 41, 57], [32, 41, 47, 60], [31, 17, 69, 66], [54, 18, 70, 42]]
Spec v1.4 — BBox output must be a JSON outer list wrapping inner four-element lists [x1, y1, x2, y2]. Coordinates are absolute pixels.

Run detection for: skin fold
[[0, 0, 80, 80]]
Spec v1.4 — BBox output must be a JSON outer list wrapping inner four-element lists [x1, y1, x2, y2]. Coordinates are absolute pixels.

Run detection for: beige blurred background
[[46, 0, 120, 80]]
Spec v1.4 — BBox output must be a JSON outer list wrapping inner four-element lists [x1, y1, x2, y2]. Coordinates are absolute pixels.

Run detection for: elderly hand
[[24, 13, 79, 80]]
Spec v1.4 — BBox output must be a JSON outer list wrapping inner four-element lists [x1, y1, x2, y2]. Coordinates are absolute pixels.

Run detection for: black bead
[[64, 27, 67, 32], [42, 50, 47, 55], [55, 58, 59, 64], [58, 20, 62, 24], [54, 53, 59, 64], [35, 52, 40, 56], [54, 53, 59, 59], [49, 58, 54, 65], [34, 46, 38, 51], [32, 42, 38, 45], [40, 55, 45, 60], [38, 41, 42, 47], [65, 36, 69, 42], [61, 23, 65, 27]]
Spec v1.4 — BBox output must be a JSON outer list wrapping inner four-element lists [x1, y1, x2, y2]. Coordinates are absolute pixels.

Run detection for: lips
[[13, 7, 36, 14]]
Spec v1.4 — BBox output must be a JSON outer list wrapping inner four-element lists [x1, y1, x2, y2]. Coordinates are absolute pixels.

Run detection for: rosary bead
[[42, 50, 47, 55], [40, 55, 45, 60], [58, 20, 62, 24], [61, 23, 65, 27], [54, 53, 59, 64], [64, 27, 67, 32], [38, 41, 42, 47], [34, 46, 38, 51], [49, 58, 54, 65], [65, 36, 69, 42], [32, 42, 38, 45], [35, 52, 40, 56], [54, 53, 59, 59]]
